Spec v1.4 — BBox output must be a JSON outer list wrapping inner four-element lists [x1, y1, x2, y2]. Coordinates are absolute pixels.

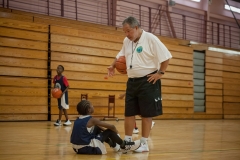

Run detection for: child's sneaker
[[121, 139, 141, 154], [134, 142, 149, 153], [54, 119, 61, 126], [113, 144, 121, 152], [63, 119, 72, 126], [133, 128, 139, 134]]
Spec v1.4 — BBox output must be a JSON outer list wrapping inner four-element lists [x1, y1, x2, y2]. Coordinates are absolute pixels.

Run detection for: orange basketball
[[115, 56, 127, 74], [52, 88, 62, 99]]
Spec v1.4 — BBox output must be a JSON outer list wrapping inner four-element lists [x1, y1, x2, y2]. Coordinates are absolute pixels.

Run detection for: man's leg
[[142, 117, 152, 138], [124, 116, 135, 137]]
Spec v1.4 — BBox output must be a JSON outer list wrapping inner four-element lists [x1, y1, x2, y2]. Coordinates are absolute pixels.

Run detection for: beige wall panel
[[223, 90, 240, 96], [223, 53, 240, 61], [223, 103, 240, 109], [163, 72, 193, 81], [205, 56, 222, 64], [205, 70, 222, 77], [0, 57, 47, 69], [0, 11, 33, 22], [206, 108, 222, 114], [223, 78, 240, 85], [0, 66, 47, 78], [223, 65, 240, 73], [0, 17, 48, 32], [35, 18, 120, 35], [163, 107, 193, 114], [162, 100, 194, 107], [223, 59, 240, 67], [169, 59, 193, 67], [205, 63, 223, 71], [167, 65, 193, 74], [51, 70, 127, 82], [224, 115, 240, 119], [192, 114, 222, 119], [0, 37, 48, 50], [206, 102, 222, 109], [51, 52, 114, 65], [170, 51, 193, 60], [223, 72, 240, 79], [0, 27, 48, 41], [224, 109, 240, 114], [51, 34, 122, 50], [205, 89, 222, 96], [206, 96, 223, 102], [51, 61, 107, 73], [224, 84, 240, 91], [205, 82, 222, 89], [57, 80, 126, 90], [205, 76, 222, 83], [162, 79, 193, 88], [0, 47, 48, 59], [206, 50, 223, 58], [0, 106, 48, 113], [162, 94, 193, 101], [155, 114, 193, 119], [0, 96, 47, 105], [165, 44, 193, 53], [0, 87, 48, 96], [51, 25, 123, 43], [51, 43, 116, 57], [224, 96, 240, 103], [162, 87, 193, 94], [0, 114, 47, 121], [0, 76, 47, 87]]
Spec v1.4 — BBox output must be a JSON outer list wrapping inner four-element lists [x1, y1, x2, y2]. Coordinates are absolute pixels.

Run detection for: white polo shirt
[[116, 30, 172, 78]]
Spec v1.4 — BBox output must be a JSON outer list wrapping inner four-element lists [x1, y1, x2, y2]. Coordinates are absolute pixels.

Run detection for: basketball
[[51, 88, 62, 99], [115, 56, 127, 74]]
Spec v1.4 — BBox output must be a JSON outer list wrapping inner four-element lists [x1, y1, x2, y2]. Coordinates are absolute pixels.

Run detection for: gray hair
[[122, 16, 140, 28]]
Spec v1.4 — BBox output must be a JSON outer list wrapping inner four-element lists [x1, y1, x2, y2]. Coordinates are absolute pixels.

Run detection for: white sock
[[140, 137, 148, 144], [124, 135, 132, 142]]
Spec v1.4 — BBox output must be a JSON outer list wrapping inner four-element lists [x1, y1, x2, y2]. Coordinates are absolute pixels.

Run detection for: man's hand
[[147, 73, 163, 84], [107, 65, 115, 77]]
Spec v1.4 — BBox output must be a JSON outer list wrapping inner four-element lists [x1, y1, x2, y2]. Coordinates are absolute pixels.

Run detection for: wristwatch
[[158, 70, 164, 75]]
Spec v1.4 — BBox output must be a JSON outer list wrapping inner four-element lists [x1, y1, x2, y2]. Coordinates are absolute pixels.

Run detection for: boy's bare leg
[[63, 109, 69, 120], [142, 117, 152, 138], [124, 116, 135, 136]]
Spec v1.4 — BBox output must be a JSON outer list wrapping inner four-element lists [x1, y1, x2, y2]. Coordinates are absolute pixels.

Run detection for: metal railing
[[0, 0, 239, 49]]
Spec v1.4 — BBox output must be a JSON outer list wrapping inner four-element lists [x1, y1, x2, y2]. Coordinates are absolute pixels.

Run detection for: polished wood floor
[[0, 120, 240, 160]]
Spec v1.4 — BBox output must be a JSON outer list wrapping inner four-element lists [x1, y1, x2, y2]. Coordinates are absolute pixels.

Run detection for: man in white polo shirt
[[107, 16, 172, 153]]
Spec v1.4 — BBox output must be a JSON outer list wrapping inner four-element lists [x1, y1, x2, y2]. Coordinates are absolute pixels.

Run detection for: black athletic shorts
[[125, 71, 162, 117]]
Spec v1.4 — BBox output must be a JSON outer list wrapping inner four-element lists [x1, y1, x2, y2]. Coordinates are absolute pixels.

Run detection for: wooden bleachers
[[0, 7, 239, 121], [0, 16, 49, 121]]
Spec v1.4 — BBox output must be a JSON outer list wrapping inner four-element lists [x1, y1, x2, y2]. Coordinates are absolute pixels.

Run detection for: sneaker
[[121, 140, 135, 154], [133, 128, 139, 134], [121, 139, 141, 154], [134, 142, 149, 153], [151, 121, 155, 129], [54, 119, 61, 126], [63, 119, 72, 126], [113, 144, 121, 152]]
